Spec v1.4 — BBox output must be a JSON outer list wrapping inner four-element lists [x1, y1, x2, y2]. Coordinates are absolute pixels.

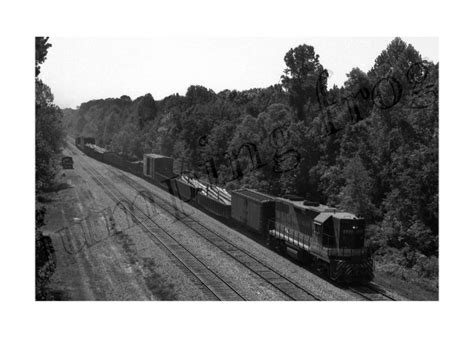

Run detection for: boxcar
[[143, 154, 174, 180], [230, 189, 275, 235]]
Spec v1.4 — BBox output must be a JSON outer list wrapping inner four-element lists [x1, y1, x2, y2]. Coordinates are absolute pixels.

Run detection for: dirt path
[[40, 148, 206, 300]]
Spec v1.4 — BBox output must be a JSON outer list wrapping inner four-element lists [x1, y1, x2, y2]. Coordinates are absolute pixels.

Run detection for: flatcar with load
[[184, 176, 231, 219], [75, 136, 95, 149]]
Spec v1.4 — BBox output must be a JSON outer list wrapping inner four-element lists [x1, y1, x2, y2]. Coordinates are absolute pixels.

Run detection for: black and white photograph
[[2, 0, 473, 337], [35, 36, 439, 302]]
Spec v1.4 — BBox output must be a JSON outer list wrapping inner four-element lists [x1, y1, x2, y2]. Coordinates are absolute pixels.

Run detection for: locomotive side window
[[313, 223, 323, 246], [322, 223, 336, 248], [314, 223, 321, 236]]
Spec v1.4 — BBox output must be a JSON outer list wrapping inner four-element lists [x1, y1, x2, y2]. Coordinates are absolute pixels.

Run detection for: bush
[[35, 207, 56, 300]]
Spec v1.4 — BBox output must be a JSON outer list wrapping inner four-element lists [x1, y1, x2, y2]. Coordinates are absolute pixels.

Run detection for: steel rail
[[73, 148, 246, 301], [88, 151, 322, 301]]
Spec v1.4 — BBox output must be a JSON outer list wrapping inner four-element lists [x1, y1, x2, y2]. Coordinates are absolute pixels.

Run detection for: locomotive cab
[[314, 212, 373, 282], [337, 216, 366, 255]]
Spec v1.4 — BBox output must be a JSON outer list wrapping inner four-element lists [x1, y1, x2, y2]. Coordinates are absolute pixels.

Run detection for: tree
[[342, 68, 373, 123], [338, 156, 376, 220], [281, 44, 324, 121], [137, 93, 157, 129], [36, 37, 51, 77], [185, 85, 215, 104], [36, 37, 62, 299], [36, 207, 56, 299], [36, 38, 65, 191]]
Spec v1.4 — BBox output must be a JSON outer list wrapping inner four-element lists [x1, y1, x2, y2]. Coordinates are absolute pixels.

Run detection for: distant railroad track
[[70, 142, 322, 301], [71, 147, 245, 301]]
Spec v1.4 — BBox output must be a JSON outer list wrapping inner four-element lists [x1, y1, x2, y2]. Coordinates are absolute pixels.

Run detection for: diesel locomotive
[[230, 189, 373, 282], [74, 136, 374, 282]]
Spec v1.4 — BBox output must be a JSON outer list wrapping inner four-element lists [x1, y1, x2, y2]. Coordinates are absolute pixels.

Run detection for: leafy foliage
[[35, 37, 64, 298], [281, 44, 324, 121], [35, 37, 51, 77], [36, 207, 56, 300], [36, 37, 65, 191]]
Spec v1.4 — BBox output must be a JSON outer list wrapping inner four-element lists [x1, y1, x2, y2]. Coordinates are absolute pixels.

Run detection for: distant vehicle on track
[[61, 156, 74, 169], [74, 136, 373, 283]]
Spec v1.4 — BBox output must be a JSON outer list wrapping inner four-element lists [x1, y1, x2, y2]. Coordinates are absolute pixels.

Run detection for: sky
[[39, 37, 438, 109]]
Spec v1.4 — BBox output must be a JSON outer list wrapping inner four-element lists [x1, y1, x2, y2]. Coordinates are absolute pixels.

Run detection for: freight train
[[74, 136, 374, 282]]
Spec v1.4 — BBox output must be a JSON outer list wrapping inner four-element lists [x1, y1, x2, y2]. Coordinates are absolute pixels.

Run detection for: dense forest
[[36, 37, 65, 299], [64, 38, 438, 287], [36, 38, 65, 192]]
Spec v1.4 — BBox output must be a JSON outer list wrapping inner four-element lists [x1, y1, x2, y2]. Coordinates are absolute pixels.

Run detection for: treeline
[[64, 38, 438, 282], [36, 37, 65, 299], [36, 37, 65, 191]]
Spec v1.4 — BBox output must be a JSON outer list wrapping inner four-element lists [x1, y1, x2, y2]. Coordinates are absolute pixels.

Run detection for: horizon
[[39, 37, 438, 109]]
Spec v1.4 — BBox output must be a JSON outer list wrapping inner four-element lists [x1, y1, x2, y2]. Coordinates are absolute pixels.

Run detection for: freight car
[[83, 144, 107, 162], [196, 193, 231, 220], [143, 153, 201, 202], [103, 151, 126, 170], [74, 139, 373, 283], [231, 189, 275, 234], [75, 136, 95, 149], [126, 160, 143, 176], [143, 154, 174, 179], [185, 176, 232, 219]]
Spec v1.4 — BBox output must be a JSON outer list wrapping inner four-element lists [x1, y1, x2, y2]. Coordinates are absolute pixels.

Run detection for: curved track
[[73, 147, 245, 301], [71, 142, 322, 301]]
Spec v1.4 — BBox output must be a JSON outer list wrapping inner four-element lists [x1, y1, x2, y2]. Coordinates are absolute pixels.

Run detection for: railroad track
[[348, 283, 397, 301], [72, 148, 245, 301], [71, 142, 321, 301], [109, 166, 321, 301]]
